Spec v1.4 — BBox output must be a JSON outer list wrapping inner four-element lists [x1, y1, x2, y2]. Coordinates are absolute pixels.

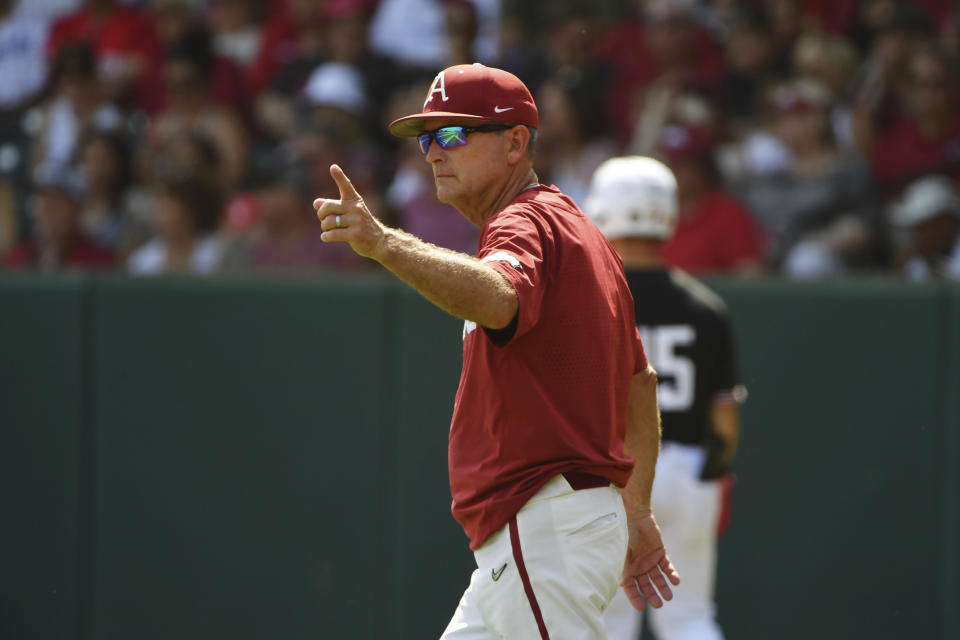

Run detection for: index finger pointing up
[[330, 164, 360, 201]]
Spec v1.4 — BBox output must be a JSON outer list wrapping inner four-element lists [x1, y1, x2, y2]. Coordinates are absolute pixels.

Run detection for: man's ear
[[505, 126, 530, 165]]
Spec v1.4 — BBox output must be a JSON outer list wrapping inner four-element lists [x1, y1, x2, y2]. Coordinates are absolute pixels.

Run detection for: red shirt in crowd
[[46, 5, 163, 111], [247, 11, 299, 95], [595, 19, 723, 144], [449, 185, 645, 550], [4, 236, 115, 270], [660, 189, 765, 273], [871, 115, 960, 197]]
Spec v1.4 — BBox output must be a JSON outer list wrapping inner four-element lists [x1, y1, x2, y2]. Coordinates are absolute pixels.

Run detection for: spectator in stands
[[0, 0, 51, 111], [32, 43, 123, 173], [155, 0, 252, 125], [765, 0, 805, 76], [656, 122, 765, 274], [8, 0, 77, 23], [368, 0, 498, 70], [224, 149, 365, 271], [4, 164, 115, 270], [729, 30, 860, 180], [533, 72, 616, 206], [872, 43, 960, 197], [741, 79, 879, 277], [489, 2, 606, 104], [250, 3, 374, 143], [74, 129, 138, 254], [442, 0, 480, 66], [793, 32, 859, 152], [719, 5, 777, 140], [207, 0, 262, 70], [297, 60, 392, 202], [247, 0, 328, 96], [0, 0, 54, 256], [889, 174, 960, 280], [146, 27, 248, 190], [46, 0, 163, 111], [597, 0, 722, 145], [322, 5, 401, 137], [155, 0, 196, 51], [794, 32, 858, 98], [127, 171, 224, 275], [10, 0, 960, 282], [849, 3, 933, 158], [544, 3, 602, 75], [145, 130, 221, 191]]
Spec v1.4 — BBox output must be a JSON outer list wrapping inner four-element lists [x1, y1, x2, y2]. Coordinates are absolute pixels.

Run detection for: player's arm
[[701, 311, 747, 480], [619, 365, 680, 612], [369, 225, 518, 329], [711, 399, 739, 468], [621, 365, 661, 517], [314, 165, 518, 329]]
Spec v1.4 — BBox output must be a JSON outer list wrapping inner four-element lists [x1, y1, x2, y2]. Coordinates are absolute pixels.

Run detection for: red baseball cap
[[658, 123, 715, 162], [388, 63, 538, 137]]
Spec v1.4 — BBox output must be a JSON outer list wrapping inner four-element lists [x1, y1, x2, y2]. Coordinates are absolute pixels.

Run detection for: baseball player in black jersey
[[584, 157, 747, 640]]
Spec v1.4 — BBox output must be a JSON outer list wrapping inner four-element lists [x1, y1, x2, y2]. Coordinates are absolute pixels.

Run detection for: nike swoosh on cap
[[493, 106, 514, 113]]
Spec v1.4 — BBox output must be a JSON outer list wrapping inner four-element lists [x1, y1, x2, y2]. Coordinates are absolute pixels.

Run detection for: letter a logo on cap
[[424, 71, 449, 108]]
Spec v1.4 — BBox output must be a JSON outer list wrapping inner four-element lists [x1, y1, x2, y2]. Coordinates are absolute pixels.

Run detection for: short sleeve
[[478, 208, 551, 341], [712, 313, 748, 404]]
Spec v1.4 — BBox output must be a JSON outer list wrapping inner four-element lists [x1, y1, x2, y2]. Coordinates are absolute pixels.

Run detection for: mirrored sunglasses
[[417, 124, 516, 154]]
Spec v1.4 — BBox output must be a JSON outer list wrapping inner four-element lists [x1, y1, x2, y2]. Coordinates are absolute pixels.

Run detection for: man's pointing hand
[[314, 164, 386, 259]]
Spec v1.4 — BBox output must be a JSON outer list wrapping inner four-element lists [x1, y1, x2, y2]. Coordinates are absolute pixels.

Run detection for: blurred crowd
[[1, 0, 959, 279]]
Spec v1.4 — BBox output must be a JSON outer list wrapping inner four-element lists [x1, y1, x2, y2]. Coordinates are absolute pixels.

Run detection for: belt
[[562, 471, 610, 491]]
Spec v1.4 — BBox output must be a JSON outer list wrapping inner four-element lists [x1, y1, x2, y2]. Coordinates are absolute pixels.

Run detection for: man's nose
[[425, 138, 445, 162]]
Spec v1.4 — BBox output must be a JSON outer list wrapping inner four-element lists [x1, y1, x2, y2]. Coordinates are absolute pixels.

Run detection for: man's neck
[[465, 167, 539, 227]]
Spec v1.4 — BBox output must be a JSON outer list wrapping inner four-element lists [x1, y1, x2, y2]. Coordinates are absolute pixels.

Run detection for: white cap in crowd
[[891, 175, 960, 226], [303, 62, 368, 112], [583, 156, 678, 241]]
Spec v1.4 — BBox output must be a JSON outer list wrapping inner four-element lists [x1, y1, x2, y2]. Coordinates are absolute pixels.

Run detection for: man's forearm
[[709, 400, 740, 470], [373, 227, 519, 329], [621, 366, 661, 517]]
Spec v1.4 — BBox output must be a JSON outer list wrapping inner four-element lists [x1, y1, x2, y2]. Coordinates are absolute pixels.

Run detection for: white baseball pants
[[440, 474, 628, 639], [604, 443, 724, 640]]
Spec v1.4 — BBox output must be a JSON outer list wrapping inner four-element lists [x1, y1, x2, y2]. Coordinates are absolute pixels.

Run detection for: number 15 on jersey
[[638, 325, 696, 412]]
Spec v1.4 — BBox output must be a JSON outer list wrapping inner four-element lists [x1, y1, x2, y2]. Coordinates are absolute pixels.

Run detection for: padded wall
[[710, 280, 946, 639], [2, 275, 958, 640], [0, 277, 86, 640]]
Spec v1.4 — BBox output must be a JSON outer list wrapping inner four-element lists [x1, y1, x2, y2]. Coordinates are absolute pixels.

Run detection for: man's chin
[[435, 185, 457, 205]]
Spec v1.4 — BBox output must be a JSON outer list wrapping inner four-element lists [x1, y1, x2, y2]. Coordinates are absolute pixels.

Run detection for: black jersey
[[626, 268, 744, 446]]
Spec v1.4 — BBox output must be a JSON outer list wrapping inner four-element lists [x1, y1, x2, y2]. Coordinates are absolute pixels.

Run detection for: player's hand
[[620, 511, 680, 611], [313, 164, 386, 259]]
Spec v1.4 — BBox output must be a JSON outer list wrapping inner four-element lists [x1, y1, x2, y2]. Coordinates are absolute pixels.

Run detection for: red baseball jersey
[[449, 185, 647, 549]]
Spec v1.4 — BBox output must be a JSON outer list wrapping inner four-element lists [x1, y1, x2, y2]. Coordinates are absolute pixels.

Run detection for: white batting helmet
[[583, 156, 678, 240]]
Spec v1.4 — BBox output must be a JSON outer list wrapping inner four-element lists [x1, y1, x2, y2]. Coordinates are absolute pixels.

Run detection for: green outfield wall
[[1, 274, 958, 640]]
